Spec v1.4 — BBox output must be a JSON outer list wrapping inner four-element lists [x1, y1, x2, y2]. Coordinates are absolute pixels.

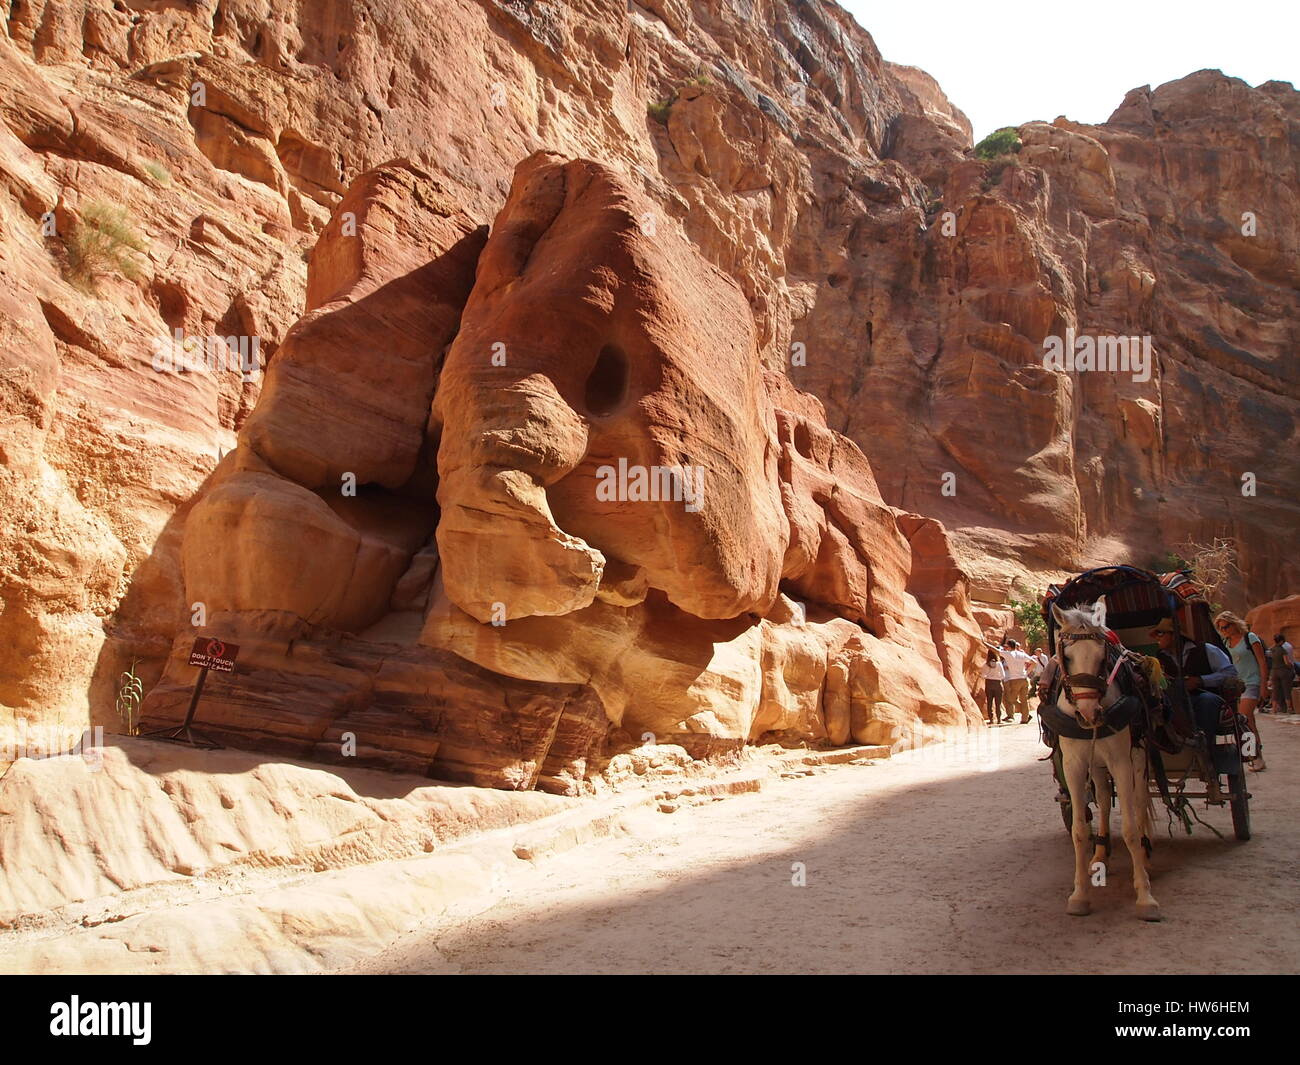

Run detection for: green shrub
[[1148, 551, 1190, 574], [65, 201, 148, 289], [974, 127, 1021, 160], [647, 96, 675, 124], [1008, 583, 1047, 651]]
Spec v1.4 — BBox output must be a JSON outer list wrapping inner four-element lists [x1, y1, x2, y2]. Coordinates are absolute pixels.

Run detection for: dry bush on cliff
[[647, 96, 675, 124], [141, 160, 172, 186], [64, 201, 147, 290], [1175, 537, 1240, 607]]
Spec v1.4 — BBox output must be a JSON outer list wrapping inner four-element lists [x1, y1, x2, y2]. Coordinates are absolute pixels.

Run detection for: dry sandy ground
[[341, 717, 1300, 975]]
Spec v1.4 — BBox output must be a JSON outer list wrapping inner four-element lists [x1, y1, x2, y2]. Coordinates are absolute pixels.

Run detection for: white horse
[[1050, 598, 1160, 921]]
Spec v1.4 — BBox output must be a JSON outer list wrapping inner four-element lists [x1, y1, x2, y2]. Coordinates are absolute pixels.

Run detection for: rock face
[[0, 1, 1296, 783], [791, 70, 1300, 602], [1247, 596, 1300, 646], [434, 153, 787, 624]]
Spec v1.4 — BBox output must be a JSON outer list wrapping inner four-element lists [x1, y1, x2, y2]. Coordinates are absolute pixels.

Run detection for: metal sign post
[[145, 637, 239, 749]]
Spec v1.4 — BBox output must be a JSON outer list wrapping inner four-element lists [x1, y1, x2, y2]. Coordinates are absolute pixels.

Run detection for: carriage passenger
[[1148, 618, 1239, 760]]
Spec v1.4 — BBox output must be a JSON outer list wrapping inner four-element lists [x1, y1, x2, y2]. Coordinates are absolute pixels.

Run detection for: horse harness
[[1041, 629, 1199, 820], [1040, 631, 1143, 742]]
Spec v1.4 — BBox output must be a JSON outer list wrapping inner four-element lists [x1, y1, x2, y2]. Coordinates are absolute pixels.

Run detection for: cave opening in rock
[[584, 343, 629, 416]]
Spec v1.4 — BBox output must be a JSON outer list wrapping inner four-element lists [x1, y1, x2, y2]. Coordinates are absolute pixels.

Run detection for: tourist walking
[[1029, 647, 1047, 704], [1215, 611, 1269, 771], [981, 649, 1006, 725], [985, 637, 1036, 724], [1265, 633, 1295, 715]]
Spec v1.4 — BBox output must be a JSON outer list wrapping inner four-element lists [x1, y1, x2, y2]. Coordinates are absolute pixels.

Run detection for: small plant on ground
[[116, 659, 144, 736], [975, 127, 1023, 192], [64, 201, 148, 289]]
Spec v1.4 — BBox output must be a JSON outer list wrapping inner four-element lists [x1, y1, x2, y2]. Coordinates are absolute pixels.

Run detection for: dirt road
[[345, 716, 1299, 975]]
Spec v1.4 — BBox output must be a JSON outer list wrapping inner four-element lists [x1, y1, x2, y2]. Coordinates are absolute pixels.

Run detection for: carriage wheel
[[1230, 770, 1251, 841]]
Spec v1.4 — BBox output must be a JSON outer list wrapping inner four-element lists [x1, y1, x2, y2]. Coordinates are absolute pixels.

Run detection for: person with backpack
[[1265, 633, 1295, 715], [1215, 611, 1270, 771]]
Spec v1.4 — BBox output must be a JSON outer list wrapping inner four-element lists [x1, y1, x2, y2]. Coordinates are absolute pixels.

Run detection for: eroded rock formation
[[137, 152, 983, 786]]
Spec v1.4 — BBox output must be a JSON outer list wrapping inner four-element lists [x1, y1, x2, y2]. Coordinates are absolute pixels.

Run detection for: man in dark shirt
[[1149, 618, 1238, 755]]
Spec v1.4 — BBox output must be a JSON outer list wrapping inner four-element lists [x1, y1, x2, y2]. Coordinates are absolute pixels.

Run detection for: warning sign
[[188, 636, 240, 673]]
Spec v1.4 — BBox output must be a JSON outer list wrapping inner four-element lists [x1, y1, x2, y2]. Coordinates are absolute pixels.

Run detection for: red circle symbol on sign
[[206, 638, 225, 658]]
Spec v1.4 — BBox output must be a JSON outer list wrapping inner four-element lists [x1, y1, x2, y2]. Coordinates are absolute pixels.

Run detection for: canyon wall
[[0, 1, 1295, 784]]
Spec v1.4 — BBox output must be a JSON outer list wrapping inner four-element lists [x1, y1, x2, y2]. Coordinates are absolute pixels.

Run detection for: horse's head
[[1051, 597, 1113, 725]]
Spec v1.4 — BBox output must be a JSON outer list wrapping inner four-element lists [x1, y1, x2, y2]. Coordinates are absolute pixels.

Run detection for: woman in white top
[[981, 650, 1008, 725]]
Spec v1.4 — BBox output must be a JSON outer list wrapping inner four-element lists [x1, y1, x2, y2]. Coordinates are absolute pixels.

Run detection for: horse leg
[[1111, 738, 1161, 921], [1061, 740, 1094, 916], [1091, 768, 1111, 867]]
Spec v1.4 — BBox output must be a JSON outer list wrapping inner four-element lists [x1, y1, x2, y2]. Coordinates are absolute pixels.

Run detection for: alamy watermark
[[891, 721, 1001, 772], [1042, 328, 1153, 383], [50, 996, 151, 1045], [595, 458, 705, 513], [151, 328, 262, 382], [1, 726, 104, 771]]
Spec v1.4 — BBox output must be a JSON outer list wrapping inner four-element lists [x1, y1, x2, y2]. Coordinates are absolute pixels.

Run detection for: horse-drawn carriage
[[1037, 565, 1254, 920]]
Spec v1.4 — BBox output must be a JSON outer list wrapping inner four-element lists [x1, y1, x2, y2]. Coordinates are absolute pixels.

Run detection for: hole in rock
[[792, 421, 813, 459], [584, 343, 629, 416], [154, 281, 188, 331]]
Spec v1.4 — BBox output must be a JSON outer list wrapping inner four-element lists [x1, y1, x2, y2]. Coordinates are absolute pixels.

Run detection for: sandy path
[[344, 716, 1299, 975]]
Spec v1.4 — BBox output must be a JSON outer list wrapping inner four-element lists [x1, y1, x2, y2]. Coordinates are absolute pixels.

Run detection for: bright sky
[[838, 0, 1300, 142]]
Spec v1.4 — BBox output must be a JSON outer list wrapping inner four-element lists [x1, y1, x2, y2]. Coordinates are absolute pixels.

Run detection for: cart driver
[[1149, 618, 1237, 742]]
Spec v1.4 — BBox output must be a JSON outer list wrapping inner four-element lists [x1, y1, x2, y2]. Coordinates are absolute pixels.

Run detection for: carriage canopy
[[1042, 566, 1225, 658]]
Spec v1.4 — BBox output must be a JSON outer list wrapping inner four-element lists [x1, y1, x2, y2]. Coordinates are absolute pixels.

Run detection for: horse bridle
[[1056, 631, 1120, 716]]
